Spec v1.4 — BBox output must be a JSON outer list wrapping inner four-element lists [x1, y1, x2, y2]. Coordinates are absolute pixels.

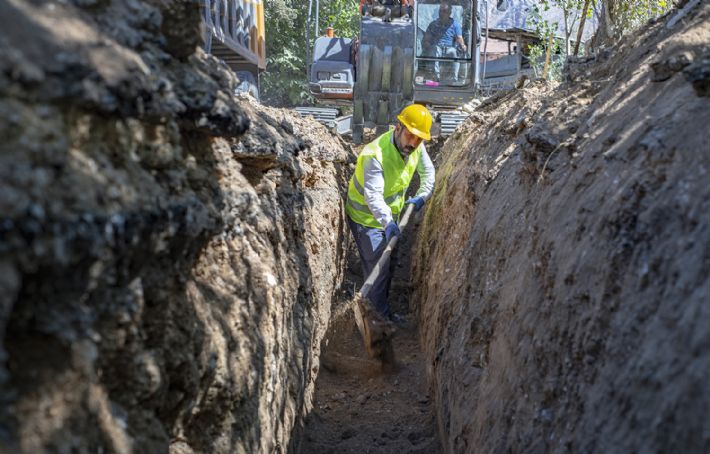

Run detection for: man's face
[[394, 123, 423, 158], [438, 6, 451, 22]]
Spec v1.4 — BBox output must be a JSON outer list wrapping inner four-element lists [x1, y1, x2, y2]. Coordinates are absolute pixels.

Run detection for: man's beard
[[394, 131, 415, 158]]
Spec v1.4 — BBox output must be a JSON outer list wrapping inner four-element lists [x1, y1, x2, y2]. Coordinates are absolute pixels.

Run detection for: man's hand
[[456, 37, 467, 54], [384, 221, 400, 241], [405, 196, 425, 212]]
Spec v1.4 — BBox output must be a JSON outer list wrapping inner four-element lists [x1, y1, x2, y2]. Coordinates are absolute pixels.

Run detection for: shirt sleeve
[[415, 146, 436, 200], [363, 157, 393, 228], [454, 21, 462, 37]]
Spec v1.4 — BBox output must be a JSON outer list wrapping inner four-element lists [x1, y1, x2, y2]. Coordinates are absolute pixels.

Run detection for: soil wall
[[412, 4, 710, 453], [0, 1, 348, 452]]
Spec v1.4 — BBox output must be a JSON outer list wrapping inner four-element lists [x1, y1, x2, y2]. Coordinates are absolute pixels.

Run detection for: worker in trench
[[345, 104, 435, 324]]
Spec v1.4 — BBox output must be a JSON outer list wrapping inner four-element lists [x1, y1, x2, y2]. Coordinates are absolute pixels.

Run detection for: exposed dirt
[[297, 210, 441, 454], [0, 1, 350, 453], [412, 3, 710, 453]]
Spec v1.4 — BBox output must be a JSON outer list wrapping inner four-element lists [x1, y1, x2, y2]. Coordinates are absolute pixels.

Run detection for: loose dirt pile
[[298, 316, 439, 454], [0, 1, 349, 452], [412, 3, 709, 453]]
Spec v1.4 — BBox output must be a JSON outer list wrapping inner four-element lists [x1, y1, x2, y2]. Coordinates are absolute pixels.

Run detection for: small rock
[[340, 428, 357, 440], [407, 431, 423, 444], [515, 74, 530, 89], [28, 203, 45, 220], [684, 55, 710, 97], [525, 127, 559, 154], [333, 392, 346, 401], [356, 394, 368, 405], [539, 408, 554, 422], [382, 431, 399, 440], [651, 52, 693, 82], [280, 119, 294, 134], [169, 439, 195, 454]]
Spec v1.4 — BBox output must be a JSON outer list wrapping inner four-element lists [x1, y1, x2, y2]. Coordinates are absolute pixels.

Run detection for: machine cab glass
[[414, 0, 474, 88]]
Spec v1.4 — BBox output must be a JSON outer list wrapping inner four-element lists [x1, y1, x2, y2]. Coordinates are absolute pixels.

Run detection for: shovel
[[352, 203, 415, 362]]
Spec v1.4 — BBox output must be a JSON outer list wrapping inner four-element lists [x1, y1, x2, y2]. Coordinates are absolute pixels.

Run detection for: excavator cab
[[413, 0, 477, 98]]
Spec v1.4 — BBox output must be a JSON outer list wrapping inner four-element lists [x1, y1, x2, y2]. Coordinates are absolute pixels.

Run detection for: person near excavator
[[345, 104, 435, 324], [422, 2, 467, 81]]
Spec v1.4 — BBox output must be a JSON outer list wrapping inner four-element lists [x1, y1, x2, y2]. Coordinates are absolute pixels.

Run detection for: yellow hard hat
[[397, 104, 433, 141]]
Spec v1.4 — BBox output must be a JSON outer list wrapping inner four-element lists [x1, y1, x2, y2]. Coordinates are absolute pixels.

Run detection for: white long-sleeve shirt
[[363, 144, 435, 228]]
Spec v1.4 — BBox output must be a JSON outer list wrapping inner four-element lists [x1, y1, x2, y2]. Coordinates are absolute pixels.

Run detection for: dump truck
[[306, 0, 481, 143], [200, 0, 267, 99]]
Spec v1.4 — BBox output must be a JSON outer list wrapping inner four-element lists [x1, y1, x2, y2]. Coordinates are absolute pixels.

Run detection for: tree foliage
[[529, 2, 566, 80], [321, 0, 360, 39], [601, 0, 673, 33], [528, 0, 673, 80], [262, 0, 359, 106], [590, 0, 673, 48]]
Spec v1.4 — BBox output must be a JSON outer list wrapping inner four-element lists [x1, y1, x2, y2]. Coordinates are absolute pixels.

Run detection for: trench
[[2, 1, 710, 453], [292, 137, 450, 453], [295, 208, 440, 453]]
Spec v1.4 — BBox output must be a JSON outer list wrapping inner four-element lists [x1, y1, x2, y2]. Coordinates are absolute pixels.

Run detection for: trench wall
[[412, 5, 710, 453], [0, 1, 348, 452]]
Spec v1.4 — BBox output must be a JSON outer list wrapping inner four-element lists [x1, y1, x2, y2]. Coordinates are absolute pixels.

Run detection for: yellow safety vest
[[346, 130, 422, 229]]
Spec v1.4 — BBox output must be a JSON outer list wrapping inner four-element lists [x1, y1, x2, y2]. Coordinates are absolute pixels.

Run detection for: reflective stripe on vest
[[345, 130, 421, 229]]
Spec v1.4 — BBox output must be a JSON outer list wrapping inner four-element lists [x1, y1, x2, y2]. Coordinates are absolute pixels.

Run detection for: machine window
[[414, 1, 473, 87]]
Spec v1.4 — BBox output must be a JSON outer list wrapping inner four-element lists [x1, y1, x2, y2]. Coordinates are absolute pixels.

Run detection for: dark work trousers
[[347, 216, 394, 317]]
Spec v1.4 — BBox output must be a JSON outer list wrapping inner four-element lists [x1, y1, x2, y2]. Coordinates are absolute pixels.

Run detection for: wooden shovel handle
[[359, 203, 415, 298]]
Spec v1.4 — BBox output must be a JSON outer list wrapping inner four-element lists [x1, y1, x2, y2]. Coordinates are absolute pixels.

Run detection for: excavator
[[305, 0, 481, 143]]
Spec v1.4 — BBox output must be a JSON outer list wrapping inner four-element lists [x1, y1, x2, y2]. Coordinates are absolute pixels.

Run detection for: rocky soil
[[412, 2, 710, 453], [0, 1, 349, 452]]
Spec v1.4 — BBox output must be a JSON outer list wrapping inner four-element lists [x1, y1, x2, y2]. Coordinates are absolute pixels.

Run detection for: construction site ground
[[299, 212, 441, 453]]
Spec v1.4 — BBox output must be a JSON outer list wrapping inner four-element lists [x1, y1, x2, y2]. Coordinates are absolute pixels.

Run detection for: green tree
[[534, 0, 588, 56], [321, 0, 360, 38], [261, 0, 359, 106], [262, 0, 310, 106], [529, 0, 674, 78], [529, 3, 565, 80], [555, 0, 586, 55], [592, 0, 673, 49]]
